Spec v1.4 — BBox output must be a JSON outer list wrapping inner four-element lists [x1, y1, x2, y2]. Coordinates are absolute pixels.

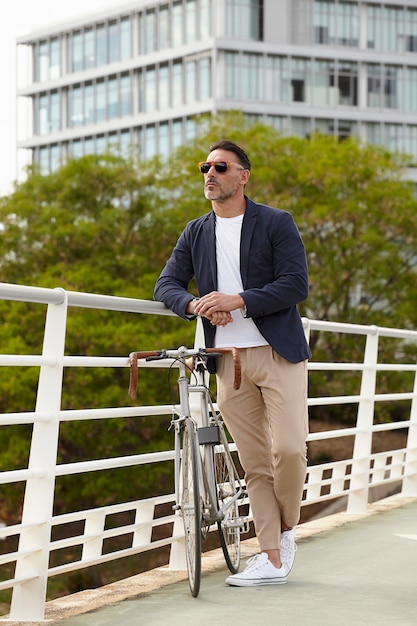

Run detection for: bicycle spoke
[[215, 421, 241, 573]]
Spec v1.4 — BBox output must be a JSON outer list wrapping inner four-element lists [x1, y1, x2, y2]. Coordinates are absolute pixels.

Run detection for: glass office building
[[16, 0, 417, 178]]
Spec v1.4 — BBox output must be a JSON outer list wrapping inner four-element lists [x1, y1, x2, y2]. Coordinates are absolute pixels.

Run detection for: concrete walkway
[[3, 495, 417, 626]]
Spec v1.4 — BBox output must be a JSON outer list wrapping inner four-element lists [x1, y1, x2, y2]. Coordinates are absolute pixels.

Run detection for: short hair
[[209, 140, 251, 171]]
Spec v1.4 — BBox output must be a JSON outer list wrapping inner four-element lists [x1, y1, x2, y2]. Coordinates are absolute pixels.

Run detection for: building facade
[[16, 0, 417, 178]]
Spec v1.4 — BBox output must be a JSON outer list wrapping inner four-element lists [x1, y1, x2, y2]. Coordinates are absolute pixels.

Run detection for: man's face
[[202, 149, 249, 202]]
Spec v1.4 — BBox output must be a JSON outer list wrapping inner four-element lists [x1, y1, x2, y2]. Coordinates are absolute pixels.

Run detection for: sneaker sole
[[226, 577, 287, 587]]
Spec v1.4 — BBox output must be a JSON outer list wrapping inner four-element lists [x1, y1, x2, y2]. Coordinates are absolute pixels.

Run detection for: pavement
[[2, 495, 416, 626]]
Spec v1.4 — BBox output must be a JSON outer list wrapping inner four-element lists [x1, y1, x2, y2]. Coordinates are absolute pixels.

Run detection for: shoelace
[[243, 554, 268, 572], [280, 534, 297, 563]]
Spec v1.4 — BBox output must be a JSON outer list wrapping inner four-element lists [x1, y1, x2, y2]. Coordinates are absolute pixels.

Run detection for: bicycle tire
[[180, 418, 202, 597], [214, 422, 241, 573]]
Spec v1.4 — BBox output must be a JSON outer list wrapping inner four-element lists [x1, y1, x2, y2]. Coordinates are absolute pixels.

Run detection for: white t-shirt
[[214, 214, 268, 349]]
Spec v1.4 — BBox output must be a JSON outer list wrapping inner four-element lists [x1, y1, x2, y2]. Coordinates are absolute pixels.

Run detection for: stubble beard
[[204, 181, 239, 202]]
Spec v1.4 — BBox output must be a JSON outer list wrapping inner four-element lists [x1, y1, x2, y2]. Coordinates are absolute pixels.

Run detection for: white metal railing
[[0, 282, 416, 623]]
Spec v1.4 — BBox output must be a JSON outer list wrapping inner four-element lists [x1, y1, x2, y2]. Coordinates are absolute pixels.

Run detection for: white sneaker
[[225, 553, 287, 587], [280, 528, 297, 575]]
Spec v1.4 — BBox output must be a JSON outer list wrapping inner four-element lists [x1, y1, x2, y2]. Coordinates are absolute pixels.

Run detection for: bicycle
[[128, 346, 249, 597]]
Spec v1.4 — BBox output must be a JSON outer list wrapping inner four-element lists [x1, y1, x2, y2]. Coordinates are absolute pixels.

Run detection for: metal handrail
[[1, 282, 416, 622]]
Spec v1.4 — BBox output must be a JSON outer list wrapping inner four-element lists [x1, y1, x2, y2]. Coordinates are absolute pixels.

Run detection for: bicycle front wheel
[[180, 418, 202, 597], [215, 423, 241, 573]]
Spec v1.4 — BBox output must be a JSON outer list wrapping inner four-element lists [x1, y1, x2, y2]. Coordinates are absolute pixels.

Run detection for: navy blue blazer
[[154, 196, 311, 369]]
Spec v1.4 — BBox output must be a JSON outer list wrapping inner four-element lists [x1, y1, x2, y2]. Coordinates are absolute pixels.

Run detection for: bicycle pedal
[[237, 516, 250, 534], [224, 516, 250, 533]]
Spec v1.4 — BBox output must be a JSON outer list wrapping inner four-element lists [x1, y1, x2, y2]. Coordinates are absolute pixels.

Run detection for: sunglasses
[[198, 161, 245, 174]]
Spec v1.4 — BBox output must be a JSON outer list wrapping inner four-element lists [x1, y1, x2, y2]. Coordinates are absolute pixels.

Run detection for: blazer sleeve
[[154, 225, 197, 319]]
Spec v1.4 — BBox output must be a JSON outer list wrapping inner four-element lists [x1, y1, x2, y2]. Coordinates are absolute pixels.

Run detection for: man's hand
[[194, 291, 245, 325], [207, 310, 233, 327]]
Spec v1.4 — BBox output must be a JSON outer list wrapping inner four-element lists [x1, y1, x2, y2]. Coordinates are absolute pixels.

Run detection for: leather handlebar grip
[[205, 347, 241, 390], [128, 351, 159, 397]]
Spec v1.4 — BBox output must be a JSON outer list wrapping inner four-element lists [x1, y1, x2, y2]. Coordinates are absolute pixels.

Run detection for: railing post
[[9, 290, 68, 622], [347, 327, 379, 514], [402, 360, 417, 497]]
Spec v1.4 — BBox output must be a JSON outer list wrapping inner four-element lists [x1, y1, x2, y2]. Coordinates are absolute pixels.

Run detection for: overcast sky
[[0, 1, 124, 196]]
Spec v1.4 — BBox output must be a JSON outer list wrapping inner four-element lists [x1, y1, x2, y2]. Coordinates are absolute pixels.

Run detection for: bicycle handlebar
[[128, 346, 241, 398]]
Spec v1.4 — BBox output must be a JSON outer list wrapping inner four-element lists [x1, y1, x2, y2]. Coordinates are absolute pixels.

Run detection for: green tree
[[0, 153, 194, 524], [1, 114, 417, 525]]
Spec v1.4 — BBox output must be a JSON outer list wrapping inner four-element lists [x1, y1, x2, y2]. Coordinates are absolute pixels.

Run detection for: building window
[[68, 17, 133, 73], [172, 1, 184, 47], [200, 0, 211, 40], [66, 75, 132, 128], [186, 0, 197, 43], [243, 53, 262, 99], [159, 122, 170, 158], [225, 0, 263, 41], [367, 5, 417, 53], [314, 118, 358, 140], [50, 39, 61, 79], [138, 1, 211, 54], [96, 80, 106, 122], [96, 135, 107, 153], [140, 9, 157, 54], [68, 86, 83, 127], [120, 17, 132, 60], [120, 74, 132, 116], [291, 58, 310, 103], [144, 67, 157, 112], [314, 0, 359, 47], [84, 83, 95, 125], [264, 56, 284, 103], [50, 144, 61, 171], [185, 60, 197, 104], [70, 32, 83, 73], [35, 37, 62, 81], [367, 65, 398, 110], [108, 21, 119, 64], [84, 29, 95, 70], [39, 146, 49, 174], [331, 62, 358, 106], [172, 62, 183, 108], [96, 24, 107, 65], [199, 57, 211, 100], [310, 60, 357, 106], [144, 125, 157, 159], [107, 77, 118, 119], [35, 91, 62, 135], [159, 5, 170, 49], [405, 8, 417, 52], [312, 60, 336, 105], [172, 119, 183, 149], [399, 67, 417, 112], [225, 52, 240, 98], [50, 92, 61, 132]]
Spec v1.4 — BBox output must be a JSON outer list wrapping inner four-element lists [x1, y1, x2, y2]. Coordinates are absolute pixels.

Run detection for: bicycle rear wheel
[[215, 423, 241, 573], [180, 418, 202, 597]]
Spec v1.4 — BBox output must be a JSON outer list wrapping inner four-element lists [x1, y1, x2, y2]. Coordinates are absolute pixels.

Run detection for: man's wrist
[[237, 294, 247, 317]]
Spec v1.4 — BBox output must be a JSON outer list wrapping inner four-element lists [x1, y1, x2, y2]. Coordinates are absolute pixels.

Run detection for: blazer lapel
[[202, 211, 217, 289], [240, 199, 258, 287]]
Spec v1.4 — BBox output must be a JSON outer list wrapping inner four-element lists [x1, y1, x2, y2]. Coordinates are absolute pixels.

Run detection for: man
[[154, 140, 310, 586]]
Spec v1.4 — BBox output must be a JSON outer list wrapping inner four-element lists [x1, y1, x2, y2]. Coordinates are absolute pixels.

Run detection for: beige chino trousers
[[216, 345, 309, 551]]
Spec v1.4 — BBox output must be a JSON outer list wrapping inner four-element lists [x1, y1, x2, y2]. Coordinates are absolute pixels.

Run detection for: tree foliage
[[1, 113, 417, 524]]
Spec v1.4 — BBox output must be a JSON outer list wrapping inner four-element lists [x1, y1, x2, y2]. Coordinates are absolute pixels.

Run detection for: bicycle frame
[[172, 358, 232, 528], [128, 346, 248, 596]]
